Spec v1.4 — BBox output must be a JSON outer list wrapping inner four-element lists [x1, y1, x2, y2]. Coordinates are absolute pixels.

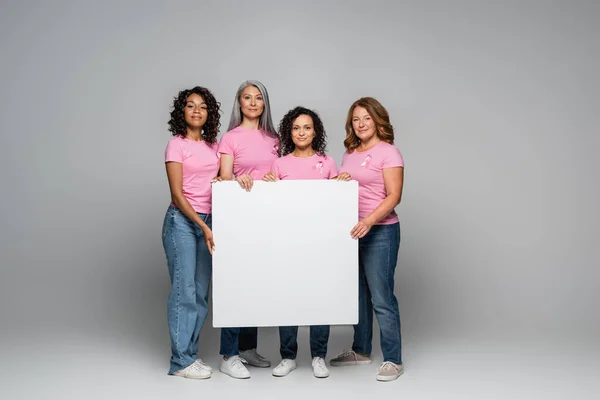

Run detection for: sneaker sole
[[330, 360, 372, 367], [313, 372, 330, 378], [219, 368, 250, 379], [272, 366, 296, 377], [376, 370, 404, 382], [173, 373, 211, 380]]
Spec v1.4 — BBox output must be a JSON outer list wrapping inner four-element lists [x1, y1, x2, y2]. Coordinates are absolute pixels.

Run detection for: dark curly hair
[[168, 86, 221, 144], [278, 106, 327, 156]]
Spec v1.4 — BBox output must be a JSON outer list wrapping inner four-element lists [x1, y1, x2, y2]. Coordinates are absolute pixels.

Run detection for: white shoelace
[[337, 350, 355, 359], [312, 357, 327, 371], [187, 363, 203, 372], [278, 359, 295, 368], [379, 361, 399, 373], [230, 356, 248, 371], [194, 359, 211, 370]]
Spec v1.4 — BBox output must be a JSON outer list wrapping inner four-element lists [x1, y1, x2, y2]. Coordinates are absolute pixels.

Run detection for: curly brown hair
[[278, 106, 327, 156], [168, 86, 221, 144], [343, 97, 394, 152]]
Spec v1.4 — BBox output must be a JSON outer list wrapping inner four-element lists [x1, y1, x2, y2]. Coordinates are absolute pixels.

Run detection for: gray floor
[[2, 1, 598, 399], [3, 326, 598, 400]]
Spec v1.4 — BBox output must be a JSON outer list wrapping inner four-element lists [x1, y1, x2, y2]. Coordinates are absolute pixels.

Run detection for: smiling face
[[184, 93, 207, 130], [291, 114, 315, 150], [239, 85, 264, 121], [351, 106, 377, 142]]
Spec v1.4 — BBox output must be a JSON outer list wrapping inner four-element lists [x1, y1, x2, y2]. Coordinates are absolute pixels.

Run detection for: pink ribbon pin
[[360, 155, 372, 167], [315, 161, 324, 175]]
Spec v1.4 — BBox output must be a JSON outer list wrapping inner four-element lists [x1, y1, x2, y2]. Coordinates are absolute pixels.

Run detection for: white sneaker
[[272, 359, 297, 377], [220, 356, 250, 379], [312, 357, 330, 378], [239, 349, 271, 367], [173, 360, 211, 379], [194, 358, 212, 373], [376, 362, 404, 381]]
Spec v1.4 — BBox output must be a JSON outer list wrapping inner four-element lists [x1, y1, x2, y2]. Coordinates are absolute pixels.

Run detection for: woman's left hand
[[350, 219, 373, 239], [262, 172, 278, 182]]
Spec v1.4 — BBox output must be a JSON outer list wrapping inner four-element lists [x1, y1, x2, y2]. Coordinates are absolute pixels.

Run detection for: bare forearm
[[363, 194, 401, 225], [171, 194, 209, 231]]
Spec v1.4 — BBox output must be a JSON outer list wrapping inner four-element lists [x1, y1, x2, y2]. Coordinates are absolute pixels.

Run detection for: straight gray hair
[[227, 80, 278, 138]]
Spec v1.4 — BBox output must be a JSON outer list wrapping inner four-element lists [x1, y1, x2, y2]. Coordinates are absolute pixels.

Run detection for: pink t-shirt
[[218, 126, 280, 180], [271, 154, 339, 180], [165, 136, 220, 214], [340, 141, 404, 225]]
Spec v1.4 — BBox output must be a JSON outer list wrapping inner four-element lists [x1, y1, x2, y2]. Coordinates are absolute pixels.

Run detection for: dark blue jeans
[[162, 206, 212, 374], [352, 223, 402, 364], [219, 327, 259, 357], [279, 325, 330, 359]]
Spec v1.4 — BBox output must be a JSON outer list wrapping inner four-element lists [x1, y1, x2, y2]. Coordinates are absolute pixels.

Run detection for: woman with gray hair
[[217, 80, 279, 379]]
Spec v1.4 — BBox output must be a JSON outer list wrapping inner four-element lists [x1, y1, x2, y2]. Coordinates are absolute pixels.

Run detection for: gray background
[[1, 0, 598, 399]]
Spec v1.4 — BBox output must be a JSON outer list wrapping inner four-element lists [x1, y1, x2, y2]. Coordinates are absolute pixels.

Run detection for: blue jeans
[[352, 223, 402, 364], [279, 325, 329, 359], [219, 327, 259, 357], [162, 205, 212, 374]]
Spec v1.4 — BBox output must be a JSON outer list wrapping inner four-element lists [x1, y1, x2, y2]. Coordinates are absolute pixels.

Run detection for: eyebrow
[[187, 101, 206, 105]]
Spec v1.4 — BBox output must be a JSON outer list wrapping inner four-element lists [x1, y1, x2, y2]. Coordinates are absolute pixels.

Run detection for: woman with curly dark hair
[[262, 106, 337, 379], [162, 86, 221, 379], [329, 97, 405, 382], [217, 80, 278, 379], [263, 106, 338, 181]]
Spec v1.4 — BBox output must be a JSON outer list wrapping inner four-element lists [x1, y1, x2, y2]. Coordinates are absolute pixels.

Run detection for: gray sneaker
[[376, 362, 404, 381], [239, 349, 271, 368], [330, 350, 372, 366]]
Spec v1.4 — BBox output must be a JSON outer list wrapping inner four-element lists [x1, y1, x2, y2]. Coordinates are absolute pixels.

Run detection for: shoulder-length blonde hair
[[344, 97, 394, 152]]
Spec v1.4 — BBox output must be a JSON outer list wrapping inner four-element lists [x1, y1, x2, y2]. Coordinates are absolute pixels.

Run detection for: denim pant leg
[[309, 325, 330, 358], [361, 223, 402, 364], [239, 327, 258, 351], [279, 326, 299, 359], [186, 215, 212, 359], [163, 206, 209, 374], [220, 327, 241, 357], [352, 252, 374, 355]]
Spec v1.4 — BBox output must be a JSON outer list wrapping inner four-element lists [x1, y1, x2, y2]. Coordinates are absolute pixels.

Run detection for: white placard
[[212, 180, 358, 327]]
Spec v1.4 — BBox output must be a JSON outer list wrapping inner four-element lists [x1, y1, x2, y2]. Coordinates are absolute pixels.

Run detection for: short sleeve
[[341, 152, 349, 167], [165, 138, 184, 163], [326, 156, 339, 178], [217, 133, 235, 156], [383, 146, 404, 168], [208, 140, 220, 158]]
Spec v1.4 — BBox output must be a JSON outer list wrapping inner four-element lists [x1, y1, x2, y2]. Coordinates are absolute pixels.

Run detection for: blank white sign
[[212, 180, 358, 328]]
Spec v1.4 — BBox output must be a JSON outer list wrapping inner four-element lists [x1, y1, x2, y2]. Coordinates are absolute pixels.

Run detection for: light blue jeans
[[162, 205, 212, 374]]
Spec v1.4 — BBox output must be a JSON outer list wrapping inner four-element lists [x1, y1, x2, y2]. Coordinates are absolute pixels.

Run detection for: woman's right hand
[[235, 174, 254, 191], [262, 172, 278, 182], [332, 172, 352, 181], [203, 227, 216, 255]]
